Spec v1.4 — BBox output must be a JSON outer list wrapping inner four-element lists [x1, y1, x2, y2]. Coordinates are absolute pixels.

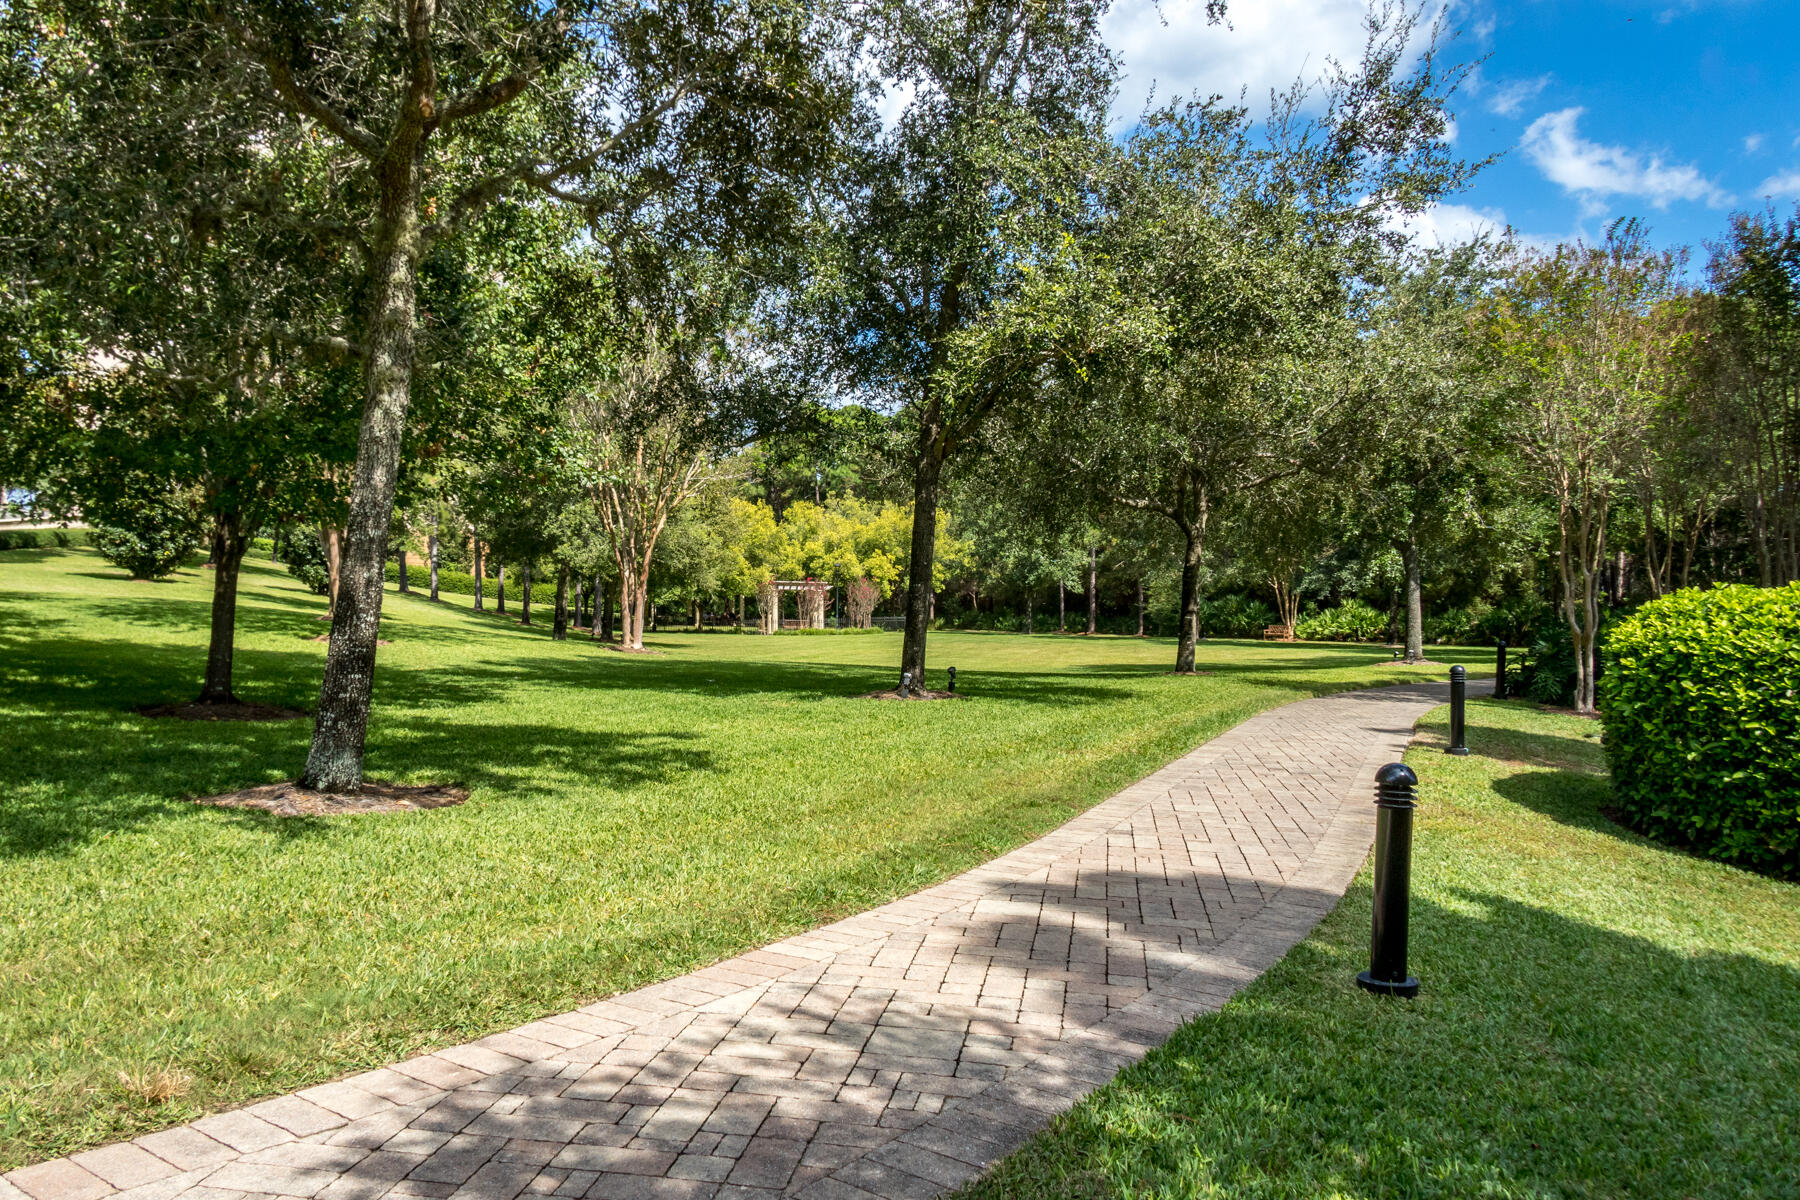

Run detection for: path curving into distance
[[3, 680, 1477, 1200]]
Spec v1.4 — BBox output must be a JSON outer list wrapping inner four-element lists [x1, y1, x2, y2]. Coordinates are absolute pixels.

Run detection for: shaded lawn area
[[960, 700, 1800, 1200], [0, 548, 1485, 1170]]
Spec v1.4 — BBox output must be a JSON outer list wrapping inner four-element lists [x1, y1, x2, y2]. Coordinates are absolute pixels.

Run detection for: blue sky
[[1101, 0, 1800, 258]]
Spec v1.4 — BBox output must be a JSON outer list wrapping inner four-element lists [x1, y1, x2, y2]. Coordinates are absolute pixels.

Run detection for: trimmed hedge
[[0, 528, 91, 552], [385, 561, 556, 606], [1599, 583, 1800, 876]]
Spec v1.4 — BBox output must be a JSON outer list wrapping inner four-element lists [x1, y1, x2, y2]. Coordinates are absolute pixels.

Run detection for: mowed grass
[[961, 700, 1800, 1200], [0, 547, 1485, 1169]]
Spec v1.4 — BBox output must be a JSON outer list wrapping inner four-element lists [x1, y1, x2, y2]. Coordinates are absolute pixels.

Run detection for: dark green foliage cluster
[[1520, 628, 1580, 706], [91, 490, 204, 579], [1197, 594, 1279, 639], [1600, 584, 1800, 875]]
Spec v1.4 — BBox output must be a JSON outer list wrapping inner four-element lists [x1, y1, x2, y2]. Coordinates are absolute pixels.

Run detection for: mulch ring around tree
[[859, 688, 966, 700], [193, 780, 469, 817], [138, 701, 308, 722]]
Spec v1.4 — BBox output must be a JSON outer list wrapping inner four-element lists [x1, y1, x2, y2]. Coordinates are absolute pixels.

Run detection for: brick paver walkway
[[4, 681, 1471, 1200]]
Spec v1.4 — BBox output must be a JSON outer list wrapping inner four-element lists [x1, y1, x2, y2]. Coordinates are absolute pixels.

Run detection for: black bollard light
[[946, 666, 957, 693], [1357, 763, 1420, 998], [1494, 640, 1509, 700], [898, 670, 912, 699], [1447, 664, 1469, 756]]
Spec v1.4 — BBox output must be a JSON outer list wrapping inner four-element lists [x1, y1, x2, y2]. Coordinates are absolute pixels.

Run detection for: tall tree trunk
[[520, 564, 532, 625], [397, 544, 408, 593], [573, 577, 585, 628], [592, 573, 605, 639], [1400, 539, 1424, 664], [692, 599, 702, 631], [1175, 525, 1204, 674], [496, 563, 506, 614], [302, 158, 426, 792], [427, 522, 440, 601], [1086, 546, 1098, 635], [1024, 588, 1034, 635], [321, 525, 343, 619], [552, 564, 570, 641], [198, 509, 250, 705], [737, 594, 745, 628], [1137, 578, 1145, 637], [1057, 582, 1065, 632], [628, 587, 648, 649], [473, 539, 484, 610], [900, 446, 942, 682]]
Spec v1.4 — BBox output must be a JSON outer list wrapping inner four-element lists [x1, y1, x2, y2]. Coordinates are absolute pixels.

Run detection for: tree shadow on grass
[[964, 886, 1800, 1200], [0, 698, 720, 858]]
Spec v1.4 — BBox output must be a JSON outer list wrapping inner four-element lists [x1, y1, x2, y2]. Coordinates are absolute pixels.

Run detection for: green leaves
[[1599, 582, 1800, 875]]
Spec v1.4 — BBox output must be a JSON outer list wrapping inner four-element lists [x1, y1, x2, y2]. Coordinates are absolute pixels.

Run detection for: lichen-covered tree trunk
[[473, 539, 484, 610], [397, 544, 409, 593], [198, 509, 250, 705], [592, 573, 605, 639], [302, 149, 425, 793]]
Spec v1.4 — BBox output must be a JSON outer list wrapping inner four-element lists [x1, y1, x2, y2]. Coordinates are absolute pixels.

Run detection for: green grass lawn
[[0, 548, 1484, 1170], [961, 699, 1800, 1200]]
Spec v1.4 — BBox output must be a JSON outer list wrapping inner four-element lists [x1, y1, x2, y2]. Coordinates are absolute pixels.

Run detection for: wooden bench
[[1263, 624, 1295, 641]]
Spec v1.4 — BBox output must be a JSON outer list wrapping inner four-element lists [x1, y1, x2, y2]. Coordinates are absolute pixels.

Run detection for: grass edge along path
[[955, 699, 1800, 1200], [1, 548, 1487, 1170]]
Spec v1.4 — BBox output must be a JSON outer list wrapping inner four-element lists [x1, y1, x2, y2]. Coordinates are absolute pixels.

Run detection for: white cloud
[[1386, 201, 1507, 247], [1102, 0, 1373, 123], [1484, 74, 1549, 118], [1759, 168, 1800, 199], [1521, 107, 1731, 212], [873, 78, 917, 132], [1744, 133, 1765, 154]]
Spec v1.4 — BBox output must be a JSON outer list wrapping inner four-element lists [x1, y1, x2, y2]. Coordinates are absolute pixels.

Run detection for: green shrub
[[1599, 583, 1800, 876], [1295, 599, 1390, 642], [0, 530, 41, 551], [92, 490, 205, 579], [282, 528, 332, 595]]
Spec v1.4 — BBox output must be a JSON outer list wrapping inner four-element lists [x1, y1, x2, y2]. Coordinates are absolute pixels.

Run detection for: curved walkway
[[4, 681, 1471, 1200]]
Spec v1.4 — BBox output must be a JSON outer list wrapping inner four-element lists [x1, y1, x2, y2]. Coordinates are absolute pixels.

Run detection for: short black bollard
[[1447, 664, 1469, 756], [1494, 640, 1509, 700], [1357, 763, 1420, 998], [898, 670, 912, 699], [946, 666, 956, 693]]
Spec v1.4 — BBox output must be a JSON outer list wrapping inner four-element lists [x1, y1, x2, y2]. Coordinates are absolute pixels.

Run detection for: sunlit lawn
[[0, 546, 1484, 1169], [962, 700, 1800, 1200]]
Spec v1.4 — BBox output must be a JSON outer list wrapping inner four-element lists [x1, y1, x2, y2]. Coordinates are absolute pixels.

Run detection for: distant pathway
[[4, 681, 1472, 1200]]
